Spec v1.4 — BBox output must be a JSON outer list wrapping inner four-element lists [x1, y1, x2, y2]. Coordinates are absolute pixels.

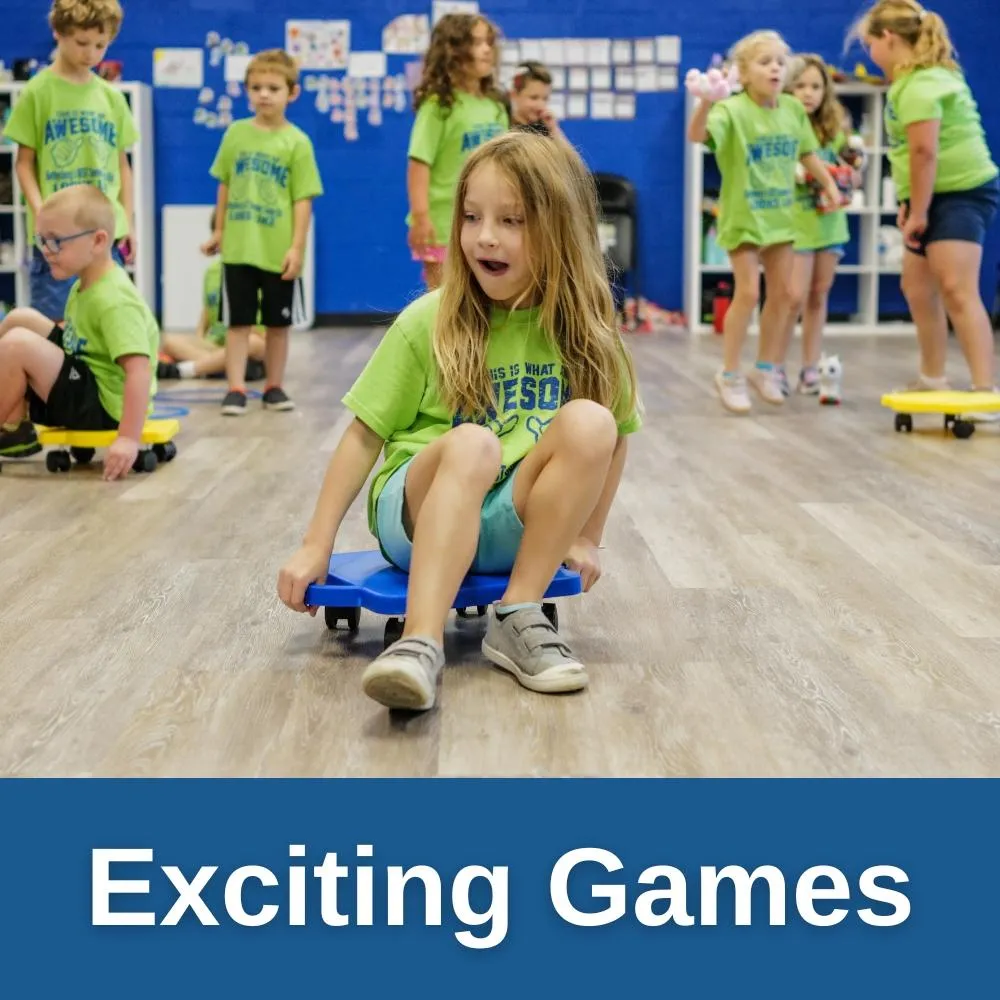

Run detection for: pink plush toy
[[685, 63, 741, 102]]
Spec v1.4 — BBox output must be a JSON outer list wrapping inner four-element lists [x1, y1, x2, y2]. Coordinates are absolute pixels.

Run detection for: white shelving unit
[[683, 82, 915, 336], [0, 79, 155, 314]]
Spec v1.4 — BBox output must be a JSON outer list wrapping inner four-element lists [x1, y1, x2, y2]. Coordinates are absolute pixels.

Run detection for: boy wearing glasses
[[0, 186, 158, 480]]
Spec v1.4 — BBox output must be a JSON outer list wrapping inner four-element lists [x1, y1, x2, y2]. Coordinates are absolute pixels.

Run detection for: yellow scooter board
[[880, 391, 1000, 439]]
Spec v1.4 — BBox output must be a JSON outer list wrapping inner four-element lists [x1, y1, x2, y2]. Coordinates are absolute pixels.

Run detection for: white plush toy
[[817, 354, 843, 406], [685, 63, 741, 102]]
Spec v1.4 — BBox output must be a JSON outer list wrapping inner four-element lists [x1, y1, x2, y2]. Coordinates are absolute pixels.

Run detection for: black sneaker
[[221, 389, 248, 416], [0, 420, 42, 458], [262, 387, 295, 411], [157, 360, 181, 379], [245, 359, 266, 382]]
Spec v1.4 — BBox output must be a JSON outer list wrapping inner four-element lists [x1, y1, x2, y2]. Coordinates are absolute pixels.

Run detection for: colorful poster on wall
[[153, 48, 204, 88], [286, 20, 350, 70], [382, 14, 430, 54]]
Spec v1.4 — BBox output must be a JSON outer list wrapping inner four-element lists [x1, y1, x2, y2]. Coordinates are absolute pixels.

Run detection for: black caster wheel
[[952, 419, 975, 440], [894, 413, 913, 433], [153, 441, 178, 463], [542, 602, 558, 629], [46, 450, 71, 473], [384, 617, 405, 649], [324, 606, 361, 632], [456, 605, 488, 618], [70, 447, 95, 465], [132, 450, 158, 473]]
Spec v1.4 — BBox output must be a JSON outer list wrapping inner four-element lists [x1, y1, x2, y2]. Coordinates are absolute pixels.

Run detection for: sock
[[495, 602, 542, 621], [177, 360, 196, 378], [1, 421, 20, 433], [721, 370, 738, 378], [755, 361, 774, 371]]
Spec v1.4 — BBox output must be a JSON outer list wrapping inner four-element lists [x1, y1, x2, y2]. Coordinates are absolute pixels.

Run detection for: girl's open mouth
[[479, 259, 509, 275]]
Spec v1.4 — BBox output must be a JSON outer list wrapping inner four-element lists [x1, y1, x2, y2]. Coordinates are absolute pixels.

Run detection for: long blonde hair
[[434, 131, 639, 422], [848, 1, 957, 74], [787, 54, 850, 147]]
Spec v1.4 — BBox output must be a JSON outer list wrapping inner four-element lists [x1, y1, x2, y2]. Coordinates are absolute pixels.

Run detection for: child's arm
[[202, 184, 228, 255], [800, 151, 843, 209], [118, 151, 135, 262], [901, 120, 939, 248], [103, 354, 151, 481], [687, 99, 714, 143], [278, 418, 386, 613], [281, 198, 313, 281], [407, 159, 435, 256], [14, 147, 43, 218]]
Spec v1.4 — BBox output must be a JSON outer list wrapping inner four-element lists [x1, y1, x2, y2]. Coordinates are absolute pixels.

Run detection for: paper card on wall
[[614, 93, 636, 119], [382, 14, 430, 54], [501, 41, 520, 64], [198, 86, 215, 105], [566, 93, 588, 118], [520, 39, 543, 61], [153, 48, 204, 88], [656, 35, 681, 65], [635, 64, 658, 92], [568, 67, 589, 91], [634, 39, 655, 64], [541, 39, 565, 65], [548, 92, 566, 119], [590, 67, 611, 90], [224, 53, 251, 83], [564, 40, 586, 65], [349, 51, 387, 78], [500, 65, 515, 89], [286, 20, 350, 70], [587, 39, 611, 66], [615, 67, 635, 90], [226, 80, 242, 98], [590, 91, 614, 119], [549, 67, 566, 90], [658, 66, 678, 90], [432, 0, 478, 24], [612, 40, 632, 65]]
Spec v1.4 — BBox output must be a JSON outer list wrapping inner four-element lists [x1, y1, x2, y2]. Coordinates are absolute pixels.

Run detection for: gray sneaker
[[361, 636, 444, 711], [482, 607, 588, 693]]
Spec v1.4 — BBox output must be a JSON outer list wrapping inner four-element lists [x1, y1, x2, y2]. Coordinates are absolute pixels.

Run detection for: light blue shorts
[[794, 244, 846, 259], [375, 458, 525, 574]]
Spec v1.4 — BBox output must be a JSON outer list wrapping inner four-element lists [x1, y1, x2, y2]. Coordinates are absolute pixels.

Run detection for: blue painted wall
[[2, 0, 996, 317]]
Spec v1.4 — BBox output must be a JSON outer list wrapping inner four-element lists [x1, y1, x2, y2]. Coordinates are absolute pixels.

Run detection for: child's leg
[[224, 327, 253, 389], [0, 327, 65, 423], [900, 250, 949, 384], [757, 243, 797, 366], [722, 246, 761, 372], [160, 334, 215, 364], [263, 326, 290, 388], [0, 312, 58, 431], [778, 252, 813, 371], [926, 240, 995, 389], [801, 251, 839, 370]]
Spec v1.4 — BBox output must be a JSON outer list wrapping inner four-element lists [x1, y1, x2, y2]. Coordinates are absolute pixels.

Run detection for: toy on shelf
[[839, 134, 867, 170], [685, 60, 741, 102], [796, 162, 853, 214], [817, 355, 843, 406]]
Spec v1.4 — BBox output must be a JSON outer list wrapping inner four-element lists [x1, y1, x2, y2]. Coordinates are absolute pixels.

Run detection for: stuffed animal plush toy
[[685, 63, 741, 102], [817, 354, 843, 406]]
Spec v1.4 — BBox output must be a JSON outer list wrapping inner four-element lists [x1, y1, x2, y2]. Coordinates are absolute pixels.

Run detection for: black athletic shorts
[[26, 326, 118, 430], [221, 263, 304, 328]]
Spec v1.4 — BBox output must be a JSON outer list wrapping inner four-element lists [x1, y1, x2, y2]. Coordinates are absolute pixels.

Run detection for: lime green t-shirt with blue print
[[793, 132, 851, 252], [210, 119, 324, 275], [406, 92, 509, 246], [2, 69, 137, 241], [60, 265, 159, 421], [342, 290, 642, 535], [706, 92, 819, 250], [885, 67, 998, 201]]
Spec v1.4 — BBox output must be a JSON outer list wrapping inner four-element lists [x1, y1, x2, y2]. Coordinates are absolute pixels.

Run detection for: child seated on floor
[[158, 212, 267, 382], [0, 185, 158, 480]]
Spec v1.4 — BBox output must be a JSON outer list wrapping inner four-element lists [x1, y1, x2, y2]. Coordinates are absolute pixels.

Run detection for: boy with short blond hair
[[0, 186, 158, 480], [203, 47, 323, 416]]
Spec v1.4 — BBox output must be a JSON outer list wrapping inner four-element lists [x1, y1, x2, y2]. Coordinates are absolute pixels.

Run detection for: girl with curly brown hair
[[406, 13, 509, 289]]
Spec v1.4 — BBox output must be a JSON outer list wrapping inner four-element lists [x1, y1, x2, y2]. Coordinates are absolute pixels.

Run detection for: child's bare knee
[[555, 400, 617, 455], [442, 423, 502, 482]]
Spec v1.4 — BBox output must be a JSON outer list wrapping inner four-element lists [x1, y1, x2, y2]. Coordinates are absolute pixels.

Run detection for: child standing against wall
[[507, 61, 565, 140], [203, 49, 323, 416], [687, 31, 843, 415], [406, 13, 509, 291], [0, 0, 136, 457], [852, 1, 998, 394], [782, 55, 863, 394]]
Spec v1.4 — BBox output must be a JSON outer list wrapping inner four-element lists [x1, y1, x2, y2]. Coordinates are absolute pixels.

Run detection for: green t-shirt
[[406, 92, 508, 246], [706, 92, 819, 250], [885, 67, 998, 201], [793, 133, 851, 251], [342, 290, 642, 535], [210, 119, 324, 274], [2, 68, 137, 241], [60, 265, 159, 421]]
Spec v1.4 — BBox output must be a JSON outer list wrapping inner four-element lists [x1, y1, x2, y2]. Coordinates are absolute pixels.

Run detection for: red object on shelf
[[713, 281, 732, 334]]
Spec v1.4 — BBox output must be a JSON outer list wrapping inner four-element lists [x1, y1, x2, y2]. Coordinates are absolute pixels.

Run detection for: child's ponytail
[[909, 10, 957, 72], [848, 2, 958, 74]]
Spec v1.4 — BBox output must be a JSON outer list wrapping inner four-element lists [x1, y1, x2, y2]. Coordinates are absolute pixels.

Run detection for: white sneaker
[[361, 636, 444, 711], [966, 387, 1000, 423], [897, 373, 951, 392], [714, 371, 751, 414], [746, 366, 786, 405]]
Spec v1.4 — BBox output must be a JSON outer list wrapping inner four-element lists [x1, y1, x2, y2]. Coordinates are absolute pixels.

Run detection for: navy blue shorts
[[905, 175, 999, 256]]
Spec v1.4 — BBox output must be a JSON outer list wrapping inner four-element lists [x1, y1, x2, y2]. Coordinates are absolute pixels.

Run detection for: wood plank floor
[[2, 327, 1000, 777]]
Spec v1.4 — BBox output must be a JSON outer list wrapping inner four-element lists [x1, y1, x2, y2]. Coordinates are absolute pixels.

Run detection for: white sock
[[177, 360, 197, 378]]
